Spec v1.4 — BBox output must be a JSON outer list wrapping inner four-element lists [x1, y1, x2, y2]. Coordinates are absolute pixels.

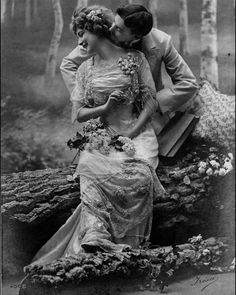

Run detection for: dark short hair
[[71, 6, 114, 39], [116, 4, 153, 37]]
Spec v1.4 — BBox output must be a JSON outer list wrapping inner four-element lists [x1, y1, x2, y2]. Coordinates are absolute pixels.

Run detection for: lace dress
[[30, 51, 166, 265]]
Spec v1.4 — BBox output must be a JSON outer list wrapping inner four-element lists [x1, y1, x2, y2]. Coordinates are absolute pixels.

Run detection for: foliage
[[67, 119, 136, 156], [23, 236, 233, 292], [156, 137, 234, 203], [197, 152, 234, 177], [1, 96, 69, 174]]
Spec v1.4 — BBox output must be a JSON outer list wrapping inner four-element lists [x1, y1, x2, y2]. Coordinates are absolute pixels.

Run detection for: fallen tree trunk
[[2, 138, 233, 228], [2, 136, 234, 277], [2, 166, 80, 224], [2, 166, 81, 276], [20, 235, 234, 295]]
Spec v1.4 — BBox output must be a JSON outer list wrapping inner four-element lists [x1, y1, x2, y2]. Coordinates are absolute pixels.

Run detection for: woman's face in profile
[[77, 28, 99, 55]]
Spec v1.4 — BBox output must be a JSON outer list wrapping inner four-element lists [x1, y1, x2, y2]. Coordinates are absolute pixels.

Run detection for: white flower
[[228, 153, 234, 160], [223, 161, 233, 173], [218, 168, 226, 176], [209, 154, 216, 160], [118, 136, 129, 144], [123, 142, 135, 156], [118, 55, 139, 76], [183, 175, 191, 185], [189, 234, 202, 243], [209, 160, 220, 168], [203, 262, 210, 266], [199, 161, 207, 169], [195, 234, 202, 241], [202, 249, 210, 256], [198, 167, 206, 174], [230, 258, 235, 270], [214, 170, 219, 176], [206, 168, 213, 176]]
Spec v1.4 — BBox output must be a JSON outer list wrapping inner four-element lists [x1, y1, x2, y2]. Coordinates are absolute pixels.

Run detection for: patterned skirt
[[30, 128, 166, 265]]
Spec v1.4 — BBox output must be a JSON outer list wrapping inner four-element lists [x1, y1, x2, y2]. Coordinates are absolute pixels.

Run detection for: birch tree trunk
[[45, 0, 63, 84], [25, 0, 31, 28], [200, 0, 219, 87], [1, 0, 7, 24], [179, 0, 189, 55], [76, 0, 88, 10], [148, 0, 158, 28], [33, 0, 38, 20], [11, 0, 15, 18]]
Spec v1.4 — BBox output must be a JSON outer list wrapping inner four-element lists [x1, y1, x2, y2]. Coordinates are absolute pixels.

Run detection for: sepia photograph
[[1, 0, 235, 294]]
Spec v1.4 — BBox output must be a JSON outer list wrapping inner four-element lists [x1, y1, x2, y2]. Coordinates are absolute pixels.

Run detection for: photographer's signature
[[191, 275, 219, 292]]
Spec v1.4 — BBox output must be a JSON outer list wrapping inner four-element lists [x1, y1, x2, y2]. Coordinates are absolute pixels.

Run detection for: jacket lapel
[[141, 33, 161, 73], [141, 32, 169, 135]]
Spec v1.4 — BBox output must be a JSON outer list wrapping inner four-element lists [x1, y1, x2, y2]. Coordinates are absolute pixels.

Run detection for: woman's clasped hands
[[103, 90, 127, 113], [102, 90, 134, 138]]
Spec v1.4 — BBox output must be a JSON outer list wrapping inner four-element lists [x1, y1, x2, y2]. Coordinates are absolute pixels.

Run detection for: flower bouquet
[[67, 119, 136, 157], [198, 151, 234, 177]]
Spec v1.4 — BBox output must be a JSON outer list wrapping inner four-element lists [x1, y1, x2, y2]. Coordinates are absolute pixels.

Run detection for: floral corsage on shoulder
[[67, 119, 135, 157], [118, 52, 139, 76]]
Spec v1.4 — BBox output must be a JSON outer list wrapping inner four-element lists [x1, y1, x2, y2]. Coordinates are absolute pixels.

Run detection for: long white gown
[[30, 50, 166, 266]]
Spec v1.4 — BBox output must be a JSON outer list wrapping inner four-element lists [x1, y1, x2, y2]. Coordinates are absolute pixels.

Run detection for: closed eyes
[[77, 31, 84, 38]]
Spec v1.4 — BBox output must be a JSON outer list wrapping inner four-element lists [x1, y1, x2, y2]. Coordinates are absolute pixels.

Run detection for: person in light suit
[[60, 4, 198, 136]]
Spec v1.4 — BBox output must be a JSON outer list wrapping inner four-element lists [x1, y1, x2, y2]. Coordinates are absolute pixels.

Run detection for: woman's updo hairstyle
[[71, 5, 114, 39]]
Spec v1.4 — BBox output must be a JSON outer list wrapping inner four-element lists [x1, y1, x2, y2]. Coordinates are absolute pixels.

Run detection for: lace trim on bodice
[[81, 54, 141, 108]]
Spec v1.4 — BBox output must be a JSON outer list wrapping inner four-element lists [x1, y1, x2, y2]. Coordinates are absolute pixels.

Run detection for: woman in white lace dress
[[30, 7, 166, 266]]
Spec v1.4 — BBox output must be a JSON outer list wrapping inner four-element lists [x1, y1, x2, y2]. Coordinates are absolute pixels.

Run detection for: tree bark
[[25, 0, 31, 28], [2, 139, 234, 235], [76, 0, 88, 10], [2, 137, 235, 277], [179, 0, 189, 56], [2, 166, 80, 225], [148, 0, 158, 28], [200, 0, 219, 87], [20, 236, 232, 295], [45, 0, 63, 83]]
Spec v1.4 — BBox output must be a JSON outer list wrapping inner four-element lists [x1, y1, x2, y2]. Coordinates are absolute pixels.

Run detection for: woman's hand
[[104, 90, 125, 113]]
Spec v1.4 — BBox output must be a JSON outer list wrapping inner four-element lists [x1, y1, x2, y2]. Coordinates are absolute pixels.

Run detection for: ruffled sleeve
[[70, 62, 87, 124]]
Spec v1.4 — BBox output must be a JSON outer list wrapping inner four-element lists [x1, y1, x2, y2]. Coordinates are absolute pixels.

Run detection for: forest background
[[1, 0, 235, 174]]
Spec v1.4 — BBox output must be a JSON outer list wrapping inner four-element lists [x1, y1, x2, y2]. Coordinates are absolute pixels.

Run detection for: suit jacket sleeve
[[137, 51, 159, 114], [157, 36, 199, 114], [60, 46, 93, 95]]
